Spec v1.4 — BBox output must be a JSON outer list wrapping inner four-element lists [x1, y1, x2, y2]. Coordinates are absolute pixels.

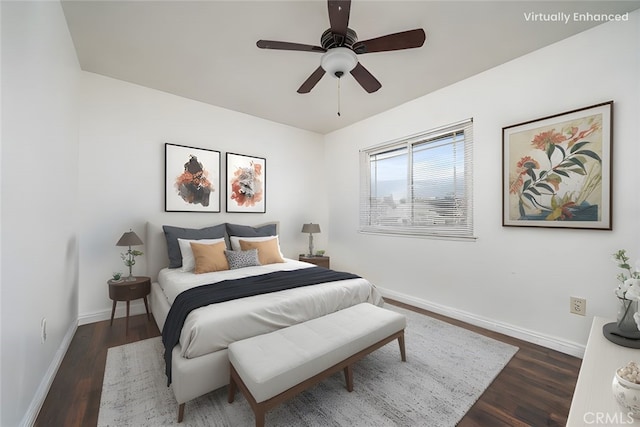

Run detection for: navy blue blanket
[[162, 266, 360, 384]]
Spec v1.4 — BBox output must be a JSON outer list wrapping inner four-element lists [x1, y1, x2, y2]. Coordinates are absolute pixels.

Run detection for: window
[[359, 119, 474, 239]]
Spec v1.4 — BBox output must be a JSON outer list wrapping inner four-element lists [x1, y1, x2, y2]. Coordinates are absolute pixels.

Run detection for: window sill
[[358, 230, 477, 242]]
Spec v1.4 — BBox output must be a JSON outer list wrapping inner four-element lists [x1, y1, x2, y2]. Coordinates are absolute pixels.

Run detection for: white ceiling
[[61, 0, 640, 134]]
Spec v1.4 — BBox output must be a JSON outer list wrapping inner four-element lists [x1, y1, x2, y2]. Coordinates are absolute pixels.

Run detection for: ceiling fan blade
[[328, 0, 351, 43], [257, 40, 326, 53], [297, 66, 326, 94], [350, 62, 381, 93], [353, 29, 426, 54]]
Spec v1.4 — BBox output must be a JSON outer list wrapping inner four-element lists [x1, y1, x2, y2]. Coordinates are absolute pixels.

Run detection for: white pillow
[[229, 235, 284, 258], [178, 237, 226, 272]]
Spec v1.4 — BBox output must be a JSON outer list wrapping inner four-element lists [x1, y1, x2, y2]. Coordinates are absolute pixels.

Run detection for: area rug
[[98, 305, 518, 427]]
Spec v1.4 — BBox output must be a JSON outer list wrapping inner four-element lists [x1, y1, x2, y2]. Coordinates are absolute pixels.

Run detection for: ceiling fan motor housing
[[321, 28, 358, 49]]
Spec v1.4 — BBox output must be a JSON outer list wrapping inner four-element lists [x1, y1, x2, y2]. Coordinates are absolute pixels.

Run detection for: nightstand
[[108, 276, 151, 334], [299, 255, 330, 268]]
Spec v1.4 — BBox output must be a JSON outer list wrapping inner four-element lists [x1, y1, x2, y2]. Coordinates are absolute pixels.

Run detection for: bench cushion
[[228, 303, 406, 403]]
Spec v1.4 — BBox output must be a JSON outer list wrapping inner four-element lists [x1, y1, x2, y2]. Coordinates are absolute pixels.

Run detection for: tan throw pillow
[[239, 238, 285, 265], [190, 241, 229, 274]]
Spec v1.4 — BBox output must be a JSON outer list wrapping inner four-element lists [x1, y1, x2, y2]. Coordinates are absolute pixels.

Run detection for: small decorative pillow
[[239, 238, 285, 265], [225, 249, 261, 270], [190, 241, 229, 274]]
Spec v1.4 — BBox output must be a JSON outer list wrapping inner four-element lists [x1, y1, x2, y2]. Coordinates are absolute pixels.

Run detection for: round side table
[[108, 276, 151, 334]]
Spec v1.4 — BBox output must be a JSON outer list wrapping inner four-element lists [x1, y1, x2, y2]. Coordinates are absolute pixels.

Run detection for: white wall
[[324, 12, 640, 355], [77, 72, 327, 320], [0, 2, 80, 426]]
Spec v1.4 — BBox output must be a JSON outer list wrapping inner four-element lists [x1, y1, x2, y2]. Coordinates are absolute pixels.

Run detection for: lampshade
[[320, 47, 357, 78], [116, 230, 143, 247], [301, 223, 321, 234]]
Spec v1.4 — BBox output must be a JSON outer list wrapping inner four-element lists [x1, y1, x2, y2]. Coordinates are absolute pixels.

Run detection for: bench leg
[[398, 333, 407, 362], [230, 364, 265, 427], [343, 365, 354, 392], [177, 403, 185, 423], [228, 375, 236, 403], [255, 409, 265, 427]]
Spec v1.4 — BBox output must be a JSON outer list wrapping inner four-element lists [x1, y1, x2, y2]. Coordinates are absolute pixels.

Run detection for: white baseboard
[[379, 287, 586, 359], [21, 319, 78, 427], [78, 300, 149, 326]]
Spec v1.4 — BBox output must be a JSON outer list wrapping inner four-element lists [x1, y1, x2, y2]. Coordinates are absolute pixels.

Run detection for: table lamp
[[301, 223, 321, 257], [116, 229, 144, 281]]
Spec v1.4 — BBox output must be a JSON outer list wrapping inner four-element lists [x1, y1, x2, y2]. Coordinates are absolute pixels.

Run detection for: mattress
[[158, 259, 384, 360]]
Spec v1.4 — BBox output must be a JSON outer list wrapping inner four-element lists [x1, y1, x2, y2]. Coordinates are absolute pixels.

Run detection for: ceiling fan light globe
[[320, 47, 357, 78]]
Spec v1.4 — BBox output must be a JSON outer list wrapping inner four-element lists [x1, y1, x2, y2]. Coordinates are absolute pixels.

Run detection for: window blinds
[[359, 119, 474, 239]]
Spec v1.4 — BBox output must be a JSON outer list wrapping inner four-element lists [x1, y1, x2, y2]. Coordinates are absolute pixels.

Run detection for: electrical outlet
[[40, 318, 47, 343], [570, 297, 586, 316]]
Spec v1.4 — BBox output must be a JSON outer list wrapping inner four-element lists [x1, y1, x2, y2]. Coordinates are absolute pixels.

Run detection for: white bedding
[[158, 259, 384, 360]]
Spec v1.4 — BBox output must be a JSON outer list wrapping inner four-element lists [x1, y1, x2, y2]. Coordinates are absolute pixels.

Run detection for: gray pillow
[[163, 224, 226, 268], [225, 249, 261, 270], [226, 223, 276, 238]]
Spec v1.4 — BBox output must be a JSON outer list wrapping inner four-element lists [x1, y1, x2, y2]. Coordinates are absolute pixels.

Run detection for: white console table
[[567, 317, 640, 426]]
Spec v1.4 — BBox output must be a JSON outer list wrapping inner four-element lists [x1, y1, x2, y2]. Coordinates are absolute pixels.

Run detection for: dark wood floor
[[35, 300, 581, 426]]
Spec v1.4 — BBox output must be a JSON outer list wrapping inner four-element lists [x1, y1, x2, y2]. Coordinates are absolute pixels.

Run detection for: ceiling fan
[[256, 0, 426, 94]]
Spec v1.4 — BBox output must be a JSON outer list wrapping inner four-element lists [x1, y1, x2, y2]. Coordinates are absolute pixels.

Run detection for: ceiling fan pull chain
[[337, 77, 341, 117]]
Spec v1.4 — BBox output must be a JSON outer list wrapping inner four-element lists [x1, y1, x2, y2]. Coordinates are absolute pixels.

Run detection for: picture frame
[[165, 143, 221, 212], [226, 152, 266, 213], [502, 101, 613, 229]]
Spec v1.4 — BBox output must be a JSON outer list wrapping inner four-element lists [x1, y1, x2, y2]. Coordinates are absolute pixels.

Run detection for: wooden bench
[[227, 303, 407, 427]]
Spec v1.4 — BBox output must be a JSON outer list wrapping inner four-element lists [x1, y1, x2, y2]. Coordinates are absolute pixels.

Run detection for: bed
[[145, 222, 384, 421]]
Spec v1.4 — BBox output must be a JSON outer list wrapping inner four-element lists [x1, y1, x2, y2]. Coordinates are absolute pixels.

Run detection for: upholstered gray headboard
[[145, 222, 170, 283], [145, 221, 280, 283]]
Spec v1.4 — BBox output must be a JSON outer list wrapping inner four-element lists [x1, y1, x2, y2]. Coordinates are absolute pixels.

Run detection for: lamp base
[[308, 234, 314, 260]]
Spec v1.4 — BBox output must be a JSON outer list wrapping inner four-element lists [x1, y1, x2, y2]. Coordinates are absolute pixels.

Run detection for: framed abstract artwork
[[502, 101, 613, 229], [165, 143, 221, 212], [226, 152, 266, 213]]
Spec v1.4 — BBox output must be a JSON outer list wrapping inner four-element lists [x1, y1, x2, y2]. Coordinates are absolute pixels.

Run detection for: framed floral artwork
[[165, 143, 221, 212], [502, 101, 613, 229], [226, 152, 266, 213]]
